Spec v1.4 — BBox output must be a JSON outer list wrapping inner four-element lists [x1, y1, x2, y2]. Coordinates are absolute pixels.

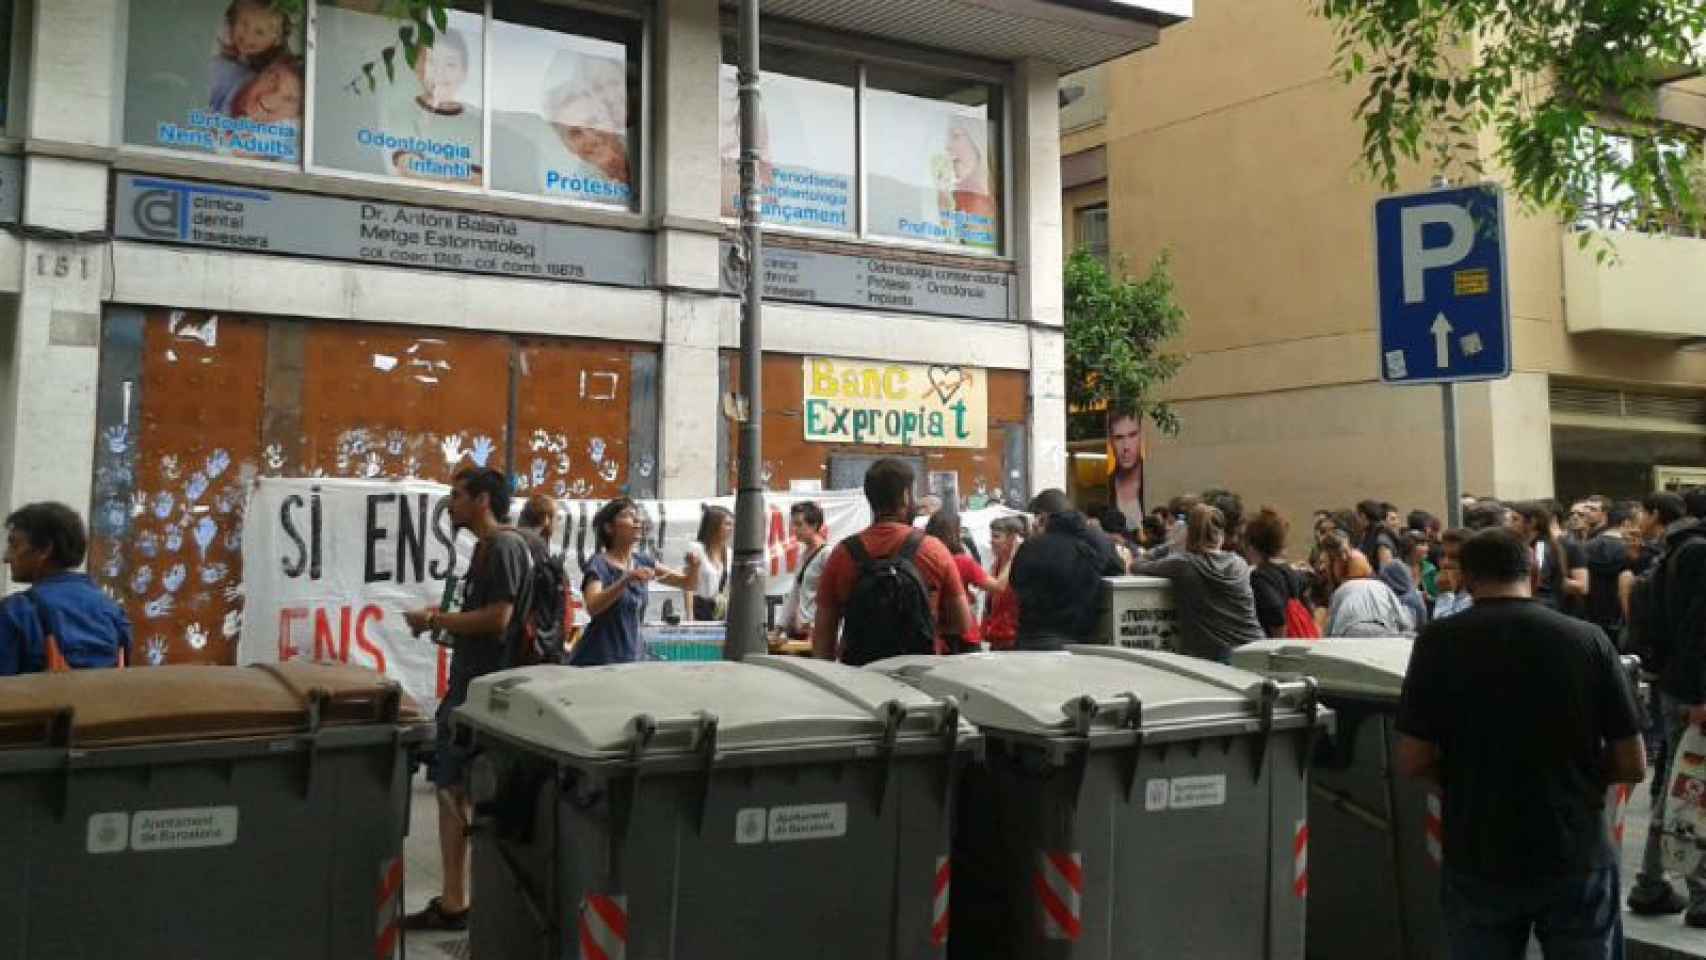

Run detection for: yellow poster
[[802, 357, 987, 449]]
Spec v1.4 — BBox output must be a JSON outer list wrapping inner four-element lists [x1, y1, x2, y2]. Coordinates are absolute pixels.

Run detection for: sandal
[[402, 896, 470, 932]]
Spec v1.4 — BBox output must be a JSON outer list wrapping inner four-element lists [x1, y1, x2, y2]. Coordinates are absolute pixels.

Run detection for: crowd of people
[[5, 462, 1705, 948]]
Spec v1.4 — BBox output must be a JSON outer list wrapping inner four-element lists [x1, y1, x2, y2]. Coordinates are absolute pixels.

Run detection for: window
[[720, 45, 1006, 255], [490, 2, 642, 206], [123, 0, 306, 165], [865, 67, 1002, 252], [1076, 203, 1109, 264], [313, 0, 485, 185], [718, 43, 856, 234], [1575, 129, 1702, 237], [122, 0, 644, 212]]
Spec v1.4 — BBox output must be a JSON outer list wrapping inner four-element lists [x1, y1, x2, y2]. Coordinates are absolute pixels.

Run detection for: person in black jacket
[[1010, 489, 1124, 650], [1628, 495, 1706, 923]]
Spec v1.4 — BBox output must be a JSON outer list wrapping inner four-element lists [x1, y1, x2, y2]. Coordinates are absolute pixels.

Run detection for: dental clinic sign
[[802, 357, 987, 449]]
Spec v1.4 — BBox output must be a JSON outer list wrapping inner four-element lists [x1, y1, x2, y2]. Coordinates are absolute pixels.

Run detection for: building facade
[[0, 0, 1187, 662], [1064, 0, 1706, 532]]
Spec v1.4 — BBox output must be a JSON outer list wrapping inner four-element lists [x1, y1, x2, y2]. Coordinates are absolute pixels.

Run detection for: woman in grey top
[[1132, 503, 1266, 662]]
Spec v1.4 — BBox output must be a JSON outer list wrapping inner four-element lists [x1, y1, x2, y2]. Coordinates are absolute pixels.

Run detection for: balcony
[[742, 0, 1190, 72], [1562, 230, 1706, 339]]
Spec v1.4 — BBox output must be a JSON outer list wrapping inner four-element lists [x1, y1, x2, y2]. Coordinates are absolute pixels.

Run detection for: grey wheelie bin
[[455, 655, 977, 960], [874, 646, 1330, 960], [0, 661, 429, 960], [1231, 638, 1442, 960], [1231, 638, 1643, 960]]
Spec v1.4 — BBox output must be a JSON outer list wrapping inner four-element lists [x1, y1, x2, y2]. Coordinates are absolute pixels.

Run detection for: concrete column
[[25, 0, 122, 147], [656, 294, 723, 497], [0, 160, 109, 557], [1029, 327, 1068, 494], [652, 0, 724, 498], [1013, 59, 1064, 330], [1014, 59, 1066, 496], [652, 0, 723, 293], [0, 3, 121, 589]]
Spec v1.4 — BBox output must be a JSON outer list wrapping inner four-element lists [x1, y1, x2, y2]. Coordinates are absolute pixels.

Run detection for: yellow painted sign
[[802, 357, 988, 448], [1453, 268, 1490, 296]]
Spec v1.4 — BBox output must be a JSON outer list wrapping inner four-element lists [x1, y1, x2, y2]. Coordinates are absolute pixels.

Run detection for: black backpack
[[506, 530, 568, 667], [838, 531, 937, 666], [1640, 526, 1706, 674], [1582, 535, 1629, 631]]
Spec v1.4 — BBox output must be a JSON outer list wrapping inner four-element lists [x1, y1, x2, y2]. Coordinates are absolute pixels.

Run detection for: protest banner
[[239, 478, 1016, 710]]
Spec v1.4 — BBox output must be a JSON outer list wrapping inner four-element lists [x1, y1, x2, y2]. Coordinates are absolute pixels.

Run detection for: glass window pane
[[864, 66, 1002, 253], [490, 1, 641, 208], [719, 43, 856, 233], [123, 0, 306, 164], [312, 0, 484, 186]]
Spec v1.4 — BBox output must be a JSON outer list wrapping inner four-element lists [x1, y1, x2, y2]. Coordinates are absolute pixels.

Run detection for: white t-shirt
[[684, 541, 729, 600], [780, 543, 831, 636]]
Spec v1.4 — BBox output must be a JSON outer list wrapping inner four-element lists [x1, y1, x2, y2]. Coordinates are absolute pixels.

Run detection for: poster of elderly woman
[[865, 85, 1001, 251], [489, 14, 638, 207]]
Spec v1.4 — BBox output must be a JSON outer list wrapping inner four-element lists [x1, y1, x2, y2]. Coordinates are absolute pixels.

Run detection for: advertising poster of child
[[123, 0, 304, 164], [717, 65, 855, 233], [311, 0, 484, 185], [865, 89, 1001, 251], [489, 21, 634, 207]]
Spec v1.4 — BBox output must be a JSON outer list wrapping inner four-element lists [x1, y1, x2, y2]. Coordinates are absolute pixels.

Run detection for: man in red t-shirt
[[813, 459, 972, 660]]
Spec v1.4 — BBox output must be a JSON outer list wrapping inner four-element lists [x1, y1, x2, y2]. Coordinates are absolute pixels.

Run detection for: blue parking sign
[[1374, 185, 1511, 384]]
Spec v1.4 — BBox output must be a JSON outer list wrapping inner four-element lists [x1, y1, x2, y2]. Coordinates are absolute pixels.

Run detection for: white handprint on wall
[[470, 436, 495, 467]]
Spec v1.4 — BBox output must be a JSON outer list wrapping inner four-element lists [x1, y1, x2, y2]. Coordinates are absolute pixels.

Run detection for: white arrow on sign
[[1430, 312, 1453, 369]]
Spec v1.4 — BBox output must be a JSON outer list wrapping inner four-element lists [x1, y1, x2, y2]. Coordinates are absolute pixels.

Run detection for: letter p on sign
[[1399, 203, 1474, 304]]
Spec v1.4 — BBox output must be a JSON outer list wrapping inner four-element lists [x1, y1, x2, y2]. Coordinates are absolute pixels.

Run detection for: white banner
[[238, 478, 1015, 710]]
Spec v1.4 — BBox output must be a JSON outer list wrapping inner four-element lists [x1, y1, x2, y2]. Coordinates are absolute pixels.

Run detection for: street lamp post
[[724, 0, 767, 660]]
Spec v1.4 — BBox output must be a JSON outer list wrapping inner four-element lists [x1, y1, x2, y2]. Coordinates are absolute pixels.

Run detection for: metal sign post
[[1375, 184, 1510, 525], [725, 0, 768, 661], [1442, 383, 1462, 529]]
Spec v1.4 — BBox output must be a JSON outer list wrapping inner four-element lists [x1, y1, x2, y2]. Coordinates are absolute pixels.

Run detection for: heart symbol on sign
[[928, 366, 970, 405]]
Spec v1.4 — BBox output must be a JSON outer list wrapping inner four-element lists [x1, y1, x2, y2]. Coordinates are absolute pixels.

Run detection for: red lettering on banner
[[766, 506, 801, 575], [277, 607, 310, 661], [355, 605, 387, 674], [314, 607, 352, 662]]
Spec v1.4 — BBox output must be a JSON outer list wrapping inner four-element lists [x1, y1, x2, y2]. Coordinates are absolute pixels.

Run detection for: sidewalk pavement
[[398, 769, 1704, 959]]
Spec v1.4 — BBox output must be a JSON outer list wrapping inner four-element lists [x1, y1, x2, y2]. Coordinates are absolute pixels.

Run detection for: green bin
[[875, 646, 1329, 960], [456, 655, 978, 960], [1231, 637, 1640, 960], [0, 661, 429, 960]]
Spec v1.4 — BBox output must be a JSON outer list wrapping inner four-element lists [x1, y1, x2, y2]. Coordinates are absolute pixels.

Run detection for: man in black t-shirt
[[1397, 528, 1645, 958], [400, 467, 530, 932]]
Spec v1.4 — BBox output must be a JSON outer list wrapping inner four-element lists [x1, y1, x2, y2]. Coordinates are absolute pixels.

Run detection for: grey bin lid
[[1229, 637, 1415, 699], [871, 648, 1307, 739], [457, 655, 958, 760]]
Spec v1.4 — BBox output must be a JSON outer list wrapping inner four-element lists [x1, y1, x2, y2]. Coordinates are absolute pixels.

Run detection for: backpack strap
[[897, 529, 926, 563], [843, 533, 873, 571]]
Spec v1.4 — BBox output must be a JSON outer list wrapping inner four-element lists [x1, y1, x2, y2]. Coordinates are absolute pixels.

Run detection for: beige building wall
[[1086, 0, 1706, 532]]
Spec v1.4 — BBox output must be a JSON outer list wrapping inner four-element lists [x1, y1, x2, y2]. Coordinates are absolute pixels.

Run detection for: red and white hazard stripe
[[1035, 850, 1083, 942], [1293, 820, 1309, 898], [374, 856, 403, 960], [1424, 790, 1443, 868], [578, 893, 628, 960], [1612, 784, 1633, 846], [932, 855, 951, 948]]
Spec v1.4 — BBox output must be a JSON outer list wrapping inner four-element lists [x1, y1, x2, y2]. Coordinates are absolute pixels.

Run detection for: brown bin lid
[[0, 661, 424, 749]]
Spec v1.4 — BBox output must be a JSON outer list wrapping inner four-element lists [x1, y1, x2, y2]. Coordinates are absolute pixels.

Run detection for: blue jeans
[[1441, 865, 1624, 960]]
